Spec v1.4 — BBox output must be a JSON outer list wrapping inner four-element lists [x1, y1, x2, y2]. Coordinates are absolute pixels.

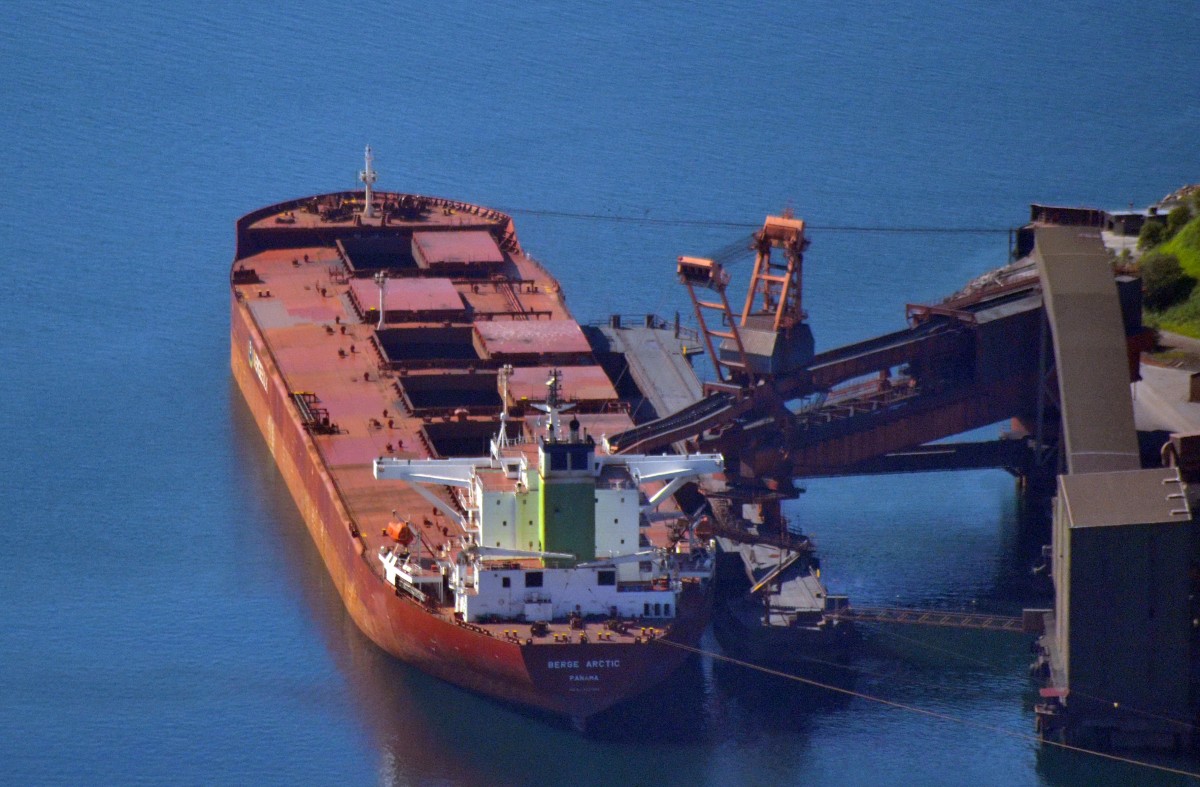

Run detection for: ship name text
[[547, 659, 622, 670]]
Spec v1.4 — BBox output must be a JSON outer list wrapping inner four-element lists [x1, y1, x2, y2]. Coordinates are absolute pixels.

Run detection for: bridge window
[[597, 570, 615, 586], [525, 572, 543, 588]]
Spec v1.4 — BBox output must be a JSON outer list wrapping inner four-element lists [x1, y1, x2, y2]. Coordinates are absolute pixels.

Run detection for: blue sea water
[[2, 1, 1199, 784]]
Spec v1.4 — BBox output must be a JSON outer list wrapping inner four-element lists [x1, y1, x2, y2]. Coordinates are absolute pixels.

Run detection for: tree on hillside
[[1167, 204, 1194, 240], [1140, 250, 1194, 310], [1139, 219, 1167, 250]]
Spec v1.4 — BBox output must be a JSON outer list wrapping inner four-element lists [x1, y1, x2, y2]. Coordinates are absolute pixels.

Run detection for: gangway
[[828, 605, 1034, 633]]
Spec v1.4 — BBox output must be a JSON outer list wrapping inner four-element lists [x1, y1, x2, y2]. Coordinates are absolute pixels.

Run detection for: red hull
[[228, 193, 709, 721]]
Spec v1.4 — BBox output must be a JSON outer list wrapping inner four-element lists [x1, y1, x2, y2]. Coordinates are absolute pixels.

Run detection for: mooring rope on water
[[651, 637, 1200, 780], [863, 621, 1200, 735]]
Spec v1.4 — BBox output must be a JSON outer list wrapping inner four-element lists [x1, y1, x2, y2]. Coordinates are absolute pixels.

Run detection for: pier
[[596, 212, 1198, 752]]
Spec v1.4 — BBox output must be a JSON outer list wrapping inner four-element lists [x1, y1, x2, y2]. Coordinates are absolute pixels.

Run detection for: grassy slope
[[1146, 215, 1200, 337], [1162, 216, 1200, 277]]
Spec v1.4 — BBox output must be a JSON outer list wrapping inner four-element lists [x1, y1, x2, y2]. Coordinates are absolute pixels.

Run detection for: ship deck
[[232, 192, 694, 647]]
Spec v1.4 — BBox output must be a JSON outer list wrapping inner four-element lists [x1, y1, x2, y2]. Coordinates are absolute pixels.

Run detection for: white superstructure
[[374, 371, 722, 623]]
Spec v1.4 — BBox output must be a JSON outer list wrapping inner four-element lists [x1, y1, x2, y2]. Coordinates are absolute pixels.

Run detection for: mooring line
[[652, 638, 1200, 779], [862, 621, 1200, 733]]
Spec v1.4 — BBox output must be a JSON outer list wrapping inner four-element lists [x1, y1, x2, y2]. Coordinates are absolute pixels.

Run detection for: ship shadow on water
[[583, 653, 710, 743], [230, 384, 559, 781], [705, 650, 856, 736]]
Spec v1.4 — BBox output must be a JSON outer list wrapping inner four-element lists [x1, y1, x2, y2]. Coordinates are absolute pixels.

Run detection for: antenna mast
[[546, 369, 562, 439], [359, 145, 377, 219], [374, 270, 388, 329], [497, 364, 514, 449]]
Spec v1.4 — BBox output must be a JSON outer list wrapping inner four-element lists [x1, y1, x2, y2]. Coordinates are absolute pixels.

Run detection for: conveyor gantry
[[609, 220, 1150, 494], [610, 277, 1048, 484]]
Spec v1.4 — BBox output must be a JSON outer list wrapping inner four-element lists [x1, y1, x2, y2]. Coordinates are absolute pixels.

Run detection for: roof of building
[[1059, 468, 1190, 528], [1034, 226, 1140, 475]]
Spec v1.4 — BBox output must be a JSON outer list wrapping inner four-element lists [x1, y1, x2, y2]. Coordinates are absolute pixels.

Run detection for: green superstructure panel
[[540, 480, 595, 562]]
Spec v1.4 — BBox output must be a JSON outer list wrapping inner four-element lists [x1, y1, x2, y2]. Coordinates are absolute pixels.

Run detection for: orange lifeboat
[[385, 520, 416, 547]]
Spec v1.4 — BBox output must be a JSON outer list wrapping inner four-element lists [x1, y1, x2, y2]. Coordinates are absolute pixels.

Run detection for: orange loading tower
[[677, 213, 814, 386]]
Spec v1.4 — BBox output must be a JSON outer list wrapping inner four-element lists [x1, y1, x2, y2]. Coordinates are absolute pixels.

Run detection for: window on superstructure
[[502, 577, 511, 588], [525, 572, 543, 588], [597, 571, 615, 586]]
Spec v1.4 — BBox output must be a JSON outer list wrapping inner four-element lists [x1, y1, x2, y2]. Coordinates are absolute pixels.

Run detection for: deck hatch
[[423, 419, 521, 457], [377, 326, 484, 365], [337, 236, 418, 273], [400, 372, 501, 413]]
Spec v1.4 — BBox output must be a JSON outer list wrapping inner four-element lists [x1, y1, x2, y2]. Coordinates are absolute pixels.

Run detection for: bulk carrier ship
[[229, 149, 723, 727]]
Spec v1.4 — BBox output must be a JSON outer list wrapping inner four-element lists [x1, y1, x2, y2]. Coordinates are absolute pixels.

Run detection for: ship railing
[[472, 310, 554, 321], [454, 620, 495, 637], [590, 313, 700, 342]]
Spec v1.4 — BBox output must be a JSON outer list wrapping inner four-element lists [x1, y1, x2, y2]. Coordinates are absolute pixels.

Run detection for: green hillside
[[1142, 196, 1200, 338], [1162, 216, 1200, 278]]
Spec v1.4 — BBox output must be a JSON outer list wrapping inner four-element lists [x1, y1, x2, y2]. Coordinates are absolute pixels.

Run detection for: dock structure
[[592, 211, 1200, 752], [585, 314, 703, 425], [1030, 226, 1197, 751], [829, 606, 1027, 633], [607, 254, 1125, 490], [592, 312, 852, 661]]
